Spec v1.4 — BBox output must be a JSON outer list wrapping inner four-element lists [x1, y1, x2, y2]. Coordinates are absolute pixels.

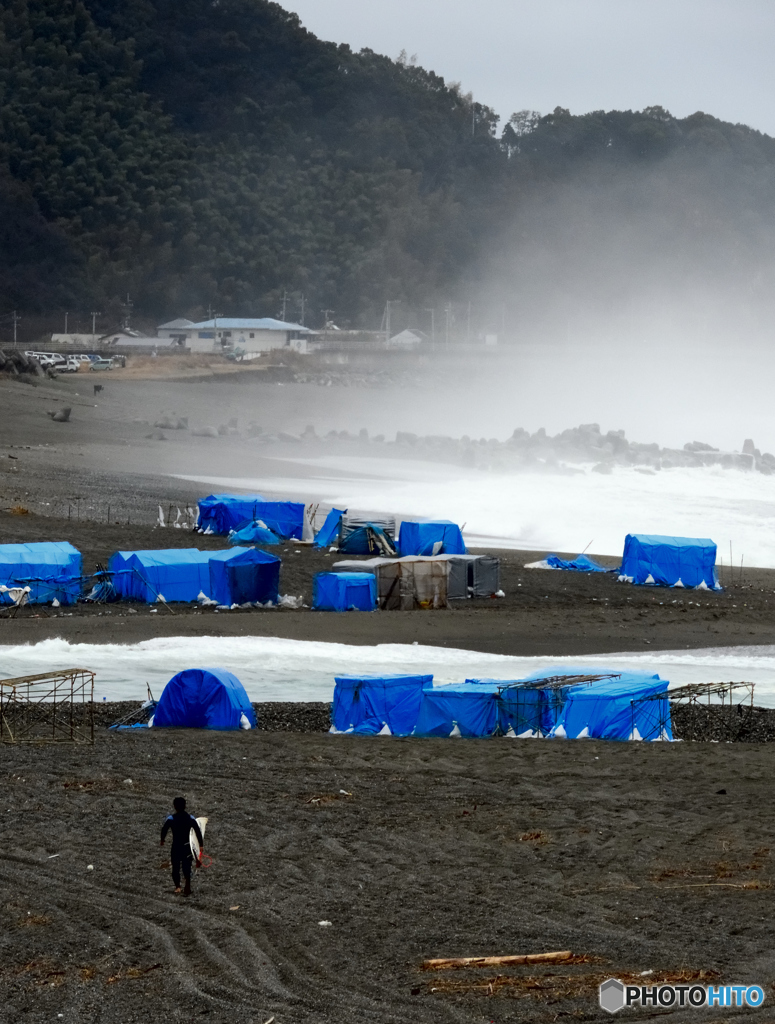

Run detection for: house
[[160, 318, 310, 354], [100, 330, 177, 348], [387, 329, 426, 347]]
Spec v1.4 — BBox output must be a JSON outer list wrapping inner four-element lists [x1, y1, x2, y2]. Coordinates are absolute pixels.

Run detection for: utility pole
[[207, 303, 222, 349], [90, 312, 100, 346], [424, 308, 436, 350], [64, 312, 68, 335], [384, 300, 400, 344], [12, 310, 19, 349], [299, 294, 306, 326], [123, 294, 133, 330], [281, 290, 288, 322]]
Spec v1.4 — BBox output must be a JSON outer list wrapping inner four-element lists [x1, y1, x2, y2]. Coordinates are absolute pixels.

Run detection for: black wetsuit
[[161, 811, 204, 888]]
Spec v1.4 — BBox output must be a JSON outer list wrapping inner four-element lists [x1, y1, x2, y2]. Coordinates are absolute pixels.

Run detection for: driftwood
[[422, 950, 572, 971]]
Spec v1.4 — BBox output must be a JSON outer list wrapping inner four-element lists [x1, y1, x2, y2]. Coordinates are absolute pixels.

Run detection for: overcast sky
[[281, 1, 775, 136]]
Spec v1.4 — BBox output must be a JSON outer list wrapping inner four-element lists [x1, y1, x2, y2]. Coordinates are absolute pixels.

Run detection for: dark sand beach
[[2, 367, 775, 1022]]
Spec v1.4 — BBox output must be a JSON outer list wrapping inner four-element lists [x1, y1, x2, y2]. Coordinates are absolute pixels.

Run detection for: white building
[[158, 317, 310, 354]]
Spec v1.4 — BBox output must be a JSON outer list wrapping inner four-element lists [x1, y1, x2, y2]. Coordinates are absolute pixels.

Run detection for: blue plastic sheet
[[313, 508, 347, 548], [414, 681, 499, 737], [229, 520, 281, 546], [547, 671, 671, 741], [331, 674, 432, 735], [153, 668, 256, 730], [338, 524, 395, 556], [313, 572, 377, 611], [208, 547, 280, 605], [545, 554, 609, 572], [0, 541, 82, 605], [398, 520, 467, 556], [196, 494, 266, 534], [620, 534, 719, 589], [108, 547, 255, 603]]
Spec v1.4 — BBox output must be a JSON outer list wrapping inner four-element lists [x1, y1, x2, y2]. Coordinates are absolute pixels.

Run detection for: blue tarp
[[414, 681, 499, 737], [313, 572, 377, 611], [108, 547, 253, 603], [153, 668, 256, 730], [544, 670, 671, 741], [197, 494, 266, 534], [338, 524, 395, 556], [545, 554, 609, 572], [398, 520, 467, 556], [331, 674, 432, 735], [0, 541, 82, 605], [209, 547, 280, 606], [229, 520, 281, 546], [620, 534, 719, 589], [313, 507, 347, 548]]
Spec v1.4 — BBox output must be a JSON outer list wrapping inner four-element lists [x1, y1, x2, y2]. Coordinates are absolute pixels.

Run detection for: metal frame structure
[[0, 668, 95, 744], [498, 673, 621, 737], [630, 680, 755, 742]]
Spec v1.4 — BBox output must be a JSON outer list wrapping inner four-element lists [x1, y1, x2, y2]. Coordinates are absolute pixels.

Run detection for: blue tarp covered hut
[[331, 674, 432, 735], [108, 547, 257, 603], [398, 520, 467, 556], [545, 670, 671, 741], [313, 572, 377, 611], [620, 534, 719, 589], [313, 507, 347, 548], [197, 494, 266, 534], [209, 547, 280, 606], [153, 668, 256, 730], [228, 520, 281, 546], [414, 681, 499, 737], [0, 541, 82, 605]]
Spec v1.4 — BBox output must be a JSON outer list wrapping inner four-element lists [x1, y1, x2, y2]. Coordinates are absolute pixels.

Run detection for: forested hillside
[[2, 0, 775, 330]]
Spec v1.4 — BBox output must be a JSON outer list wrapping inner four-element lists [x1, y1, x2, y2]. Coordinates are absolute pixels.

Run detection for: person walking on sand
[[160, 796, 204, 897]]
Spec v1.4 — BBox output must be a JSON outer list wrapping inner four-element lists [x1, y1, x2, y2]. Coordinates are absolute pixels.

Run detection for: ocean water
[[177, 455, 775, 567], [1, 636, 773, 705]]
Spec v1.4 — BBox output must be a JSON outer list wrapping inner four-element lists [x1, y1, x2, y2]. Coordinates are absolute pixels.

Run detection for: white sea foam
[[2, 636, 773, 705], [177, 456, 775, 567]]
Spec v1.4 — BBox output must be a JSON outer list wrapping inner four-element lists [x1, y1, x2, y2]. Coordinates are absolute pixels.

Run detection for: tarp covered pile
[[153, 668, 256, 730], [619, 534, 720, 589], [0, 541, 82, 605], [108, 546, 280, 605], [525, 553, 610, 572], [331, 674, 432, 734]]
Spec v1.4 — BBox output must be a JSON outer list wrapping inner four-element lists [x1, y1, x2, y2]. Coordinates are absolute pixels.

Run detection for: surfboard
[[190, 816, 208, 864]]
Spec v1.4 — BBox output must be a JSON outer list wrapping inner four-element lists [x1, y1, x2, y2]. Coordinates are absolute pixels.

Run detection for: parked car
[[89, 358, 113, 371], [59, 357, 81, 373]]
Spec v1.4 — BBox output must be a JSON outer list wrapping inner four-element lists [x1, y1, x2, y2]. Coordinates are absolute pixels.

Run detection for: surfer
[[160, 796, 204, 897]]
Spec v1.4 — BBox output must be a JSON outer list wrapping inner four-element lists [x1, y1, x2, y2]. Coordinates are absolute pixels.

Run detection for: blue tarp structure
[[331, 674, 432, 734], [398, 520, 467, 556], [338, 524, 396, 556], [543, 670, 671, 741], [313, 507, 347, 548], [229, 520, 281, 546], [153, 668, 256, 730], [545, 554, 609, 572], [620, 534, 719, 589], [209, 547, 280, 606], [313, 572, 377, 611], [414, 681, 499, 737], [0, 541, 82, 605], [108, 547, 265, 604], [197, 494, 266, 534]]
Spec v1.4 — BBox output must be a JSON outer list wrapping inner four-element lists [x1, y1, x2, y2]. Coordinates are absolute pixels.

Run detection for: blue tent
[[0, 541, 82, 605], [153, 668, 256, 730], [209, 547, 280, 605], [339, 524, 396, 556], [313, 507, 347, 548], [399, 520, 467, 556], [620, 534, 719, 589], [544, 554, 609, 572], [197, 494, 266, 534], [229, 520, 281, 546], [331, 674, 432, 735], [108, 547, 254, 603], [313, 572, 377, 611], [545, 670, 671, 741], [414, 681, 499, 737]]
